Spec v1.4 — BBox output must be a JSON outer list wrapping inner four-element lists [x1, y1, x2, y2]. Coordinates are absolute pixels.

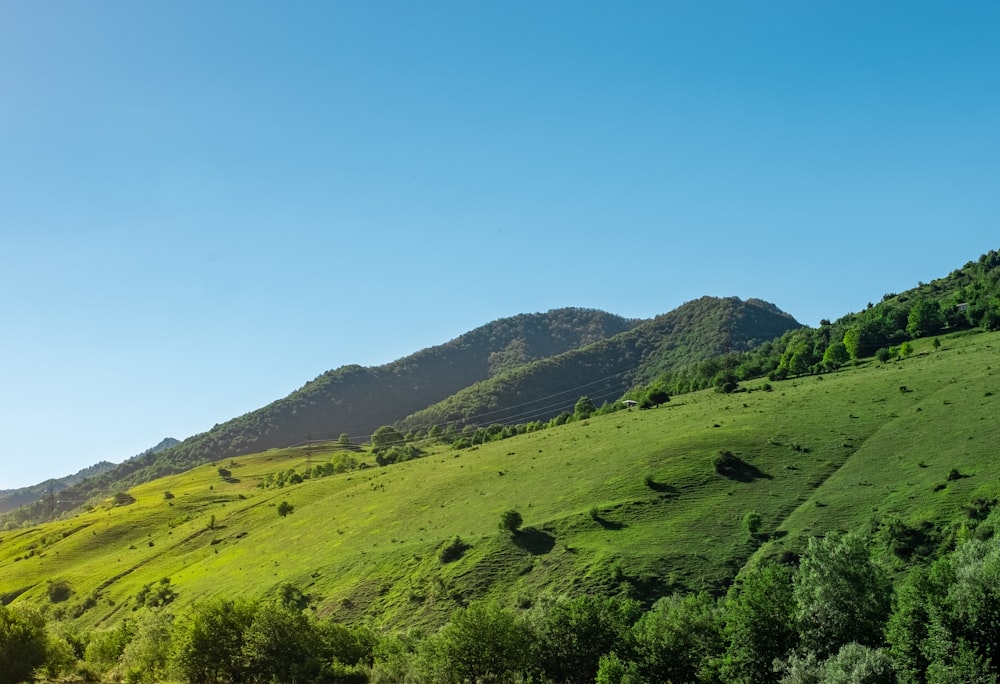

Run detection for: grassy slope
[[1, 331, 998, 634]]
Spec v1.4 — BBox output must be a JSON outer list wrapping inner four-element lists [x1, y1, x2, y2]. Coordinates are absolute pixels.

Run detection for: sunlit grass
[[2, 330, 998, 631]]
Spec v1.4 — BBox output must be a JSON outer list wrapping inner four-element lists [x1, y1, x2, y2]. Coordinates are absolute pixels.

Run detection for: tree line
[[6, 511, 1000, 683], [631, 250, 1000, 398]]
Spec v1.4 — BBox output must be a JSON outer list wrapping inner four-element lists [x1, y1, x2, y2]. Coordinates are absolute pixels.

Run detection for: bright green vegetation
[[0, 329, 998, 642], [2, 249, 1000, 680]]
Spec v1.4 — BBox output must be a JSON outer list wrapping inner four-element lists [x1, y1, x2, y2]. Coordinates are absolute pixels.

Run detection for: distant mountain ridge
[[15, 309, 636, 513], [0, 462, 116, 515], [0, 438, 179, 516], [398, 296, 800, 432], [3, 299, 801, 525]]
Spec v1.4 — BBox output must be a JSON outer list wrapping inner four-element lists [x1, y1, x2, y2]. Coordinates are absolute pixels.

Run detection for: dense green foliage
[[0, 605, 48, 684], [12, 521, 1000, 682], [628, 250, 1000, 398]]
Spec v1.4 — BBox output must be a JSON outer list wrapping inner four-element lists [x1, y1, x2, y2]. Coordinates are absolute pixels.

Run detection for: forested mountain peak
[[397, 296, 801, 432], [5, 308, 639, 524]]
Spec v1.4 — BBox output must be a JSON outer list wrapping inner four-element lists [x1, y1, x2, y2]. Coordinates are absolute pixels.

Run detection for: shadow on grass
[[757, 530, 788, 542], [513, 528, 556, 555], [594, 516, 626, 531], [716, 456, 772, 483], [645, 479, 679, 495]]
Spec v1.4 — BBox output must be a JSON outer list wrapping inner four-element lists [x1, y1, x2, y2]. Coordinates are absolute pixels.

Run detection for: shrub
[[84, 620, 136, 674], [715, 372, 740, 393], [439, 536, 469, 563], [418, 601, 535, 683], [499, 509, 523, 534], [135, 578, 176, 608], [0, 605, 48, 684], [743, 511, 763, 537], [113, 492, 136, 507], [47, 579, 72, 603]]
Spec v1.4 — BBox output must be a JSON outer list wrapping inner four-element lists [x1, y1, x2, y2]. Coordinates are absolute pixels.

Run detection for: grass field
[[2, 331, 998, 633]]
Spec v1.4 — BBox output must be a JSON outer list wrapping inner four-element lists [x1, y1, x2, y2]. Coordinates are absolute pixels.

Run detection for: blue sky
[[1, 1, 997, 489]]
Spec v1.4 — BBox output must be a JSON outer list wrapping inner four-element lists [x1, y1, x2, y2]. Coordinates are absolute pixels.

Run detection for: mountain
[[397, 296, 800, 432], [143, 437, 181, 454], [0, 438, 179, 517], [85, 299, 797, 490], [4, 250, 1000, 682], [4, 326, 999, 635], [0, 462, 116, 515], [2, 299, 799, 528], [2, 309, 637, 524]]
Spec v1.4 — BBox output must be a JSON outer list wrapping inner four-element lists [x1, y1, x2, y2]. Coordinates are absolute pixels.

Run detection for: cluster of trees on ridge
[[627, 250, 1000, 399], [6, 505, 1000, 683]]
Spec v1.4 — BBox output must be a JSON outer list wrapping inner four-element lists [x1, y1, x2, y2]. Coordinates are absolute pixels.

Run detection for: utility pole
[[47, 480, 56, 521]]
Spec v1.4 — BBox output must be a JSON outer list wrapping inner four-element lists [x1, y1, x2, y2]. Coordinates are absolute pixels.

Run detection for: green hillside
[[3, 329, 998, 638], [4, 309, 637, 526], [0, 460, 118, 516], [397, 296, 799, 433], [4, 298, 800, 530]]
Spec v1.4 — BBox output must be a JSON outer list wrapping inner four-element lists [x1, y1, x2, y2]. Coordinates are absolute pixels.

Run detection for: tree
[[172, 598, 257, 684], [534, 595, 642, 684], [643, 384, 671, 407], [822, 341, 850, 369], [930, 536, 1000, 673], [843, 321, 883, 359], [743, 510, 763, 538], [886, 567, 937, 684], [821, 643, 895, 684], [596, 652, 643, 684], [85, 619, 136, 675], [574, 396, 597, 420], [277, 501, 294, 518], [371, 425, 405, 451], [723, 562, 798, 684], [632, 592, 724, 683], [716, 370, 742, 393], [907, 299, 945, 338], [419, 601, 535, 683], [117, 610, 176, 684], [0, 605, 48, 684], [499, 509, 523, 534], [793, 531, 892, 658], [338, 433, 352, 446], [241, 602, 324, 684], [780, 336, 815, 376]]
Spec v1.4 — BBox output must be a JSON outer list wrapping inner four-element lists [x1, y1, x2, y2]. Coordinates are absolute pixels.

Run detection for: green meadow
[[2, 331, 998, 633]]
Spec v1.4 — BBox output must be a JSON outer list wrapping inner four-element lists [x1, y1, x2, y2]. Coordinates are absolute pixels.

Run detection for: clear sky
[[1, 1, 997, 489]]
